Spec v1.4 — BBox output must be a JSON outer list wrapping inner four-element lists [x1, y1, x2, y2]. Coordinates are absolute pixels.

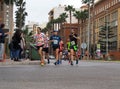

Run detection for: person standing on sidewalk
[[34, 27, 45, 66], [50, 30, 61, 65], [11, 29, 22, 61], [0, 23, 9, 61], [69, 29, 80, 65], [19, 32, 26, 60]]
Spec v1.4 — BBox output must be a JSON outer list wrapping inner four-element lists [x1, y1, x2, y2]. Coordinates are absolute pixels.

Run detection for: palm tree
[[46, 21, 52, 32], [73, 10, 88, 39], [73, 10, 88, 55], [57, 13, 68, 42], [23, 26, 33, 48], [73, 10, 88, 46], [4, 0, 16, 5], [82, 0, 95, 59], [82, 0, 94, 4], [59, 13, 68, 23], [58, 13, 68, 31], [15, 0, 28, 30], [65, 5, 75, 30]]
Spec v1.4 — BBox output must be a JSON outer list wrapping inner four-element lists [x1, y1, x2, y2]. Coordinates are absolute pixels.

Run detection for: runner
[[34, 27, 45, 66], [42, 32, 50, 64], [50, 30, 61, 65], [66, 38, 71, 63], [69, 29, 80, 65], [59, 40, 64, 64]]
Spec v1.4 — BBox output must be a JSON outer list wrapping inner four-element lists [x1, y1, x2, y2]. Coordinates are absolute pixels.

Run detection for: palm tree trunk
[[70, 11, 72, 31], [78, 20, 80, 49], [92, 1, 96, 59]]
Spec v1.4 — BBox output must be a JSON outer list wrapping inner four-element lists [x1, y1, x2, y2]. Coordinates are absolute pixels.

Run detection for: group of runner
[[34, 27, 80, 66]]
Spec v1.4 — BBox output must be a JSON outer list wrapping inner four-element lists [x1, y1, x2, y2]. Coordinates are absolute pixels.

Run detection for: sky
[[15, 0, 82, 24]]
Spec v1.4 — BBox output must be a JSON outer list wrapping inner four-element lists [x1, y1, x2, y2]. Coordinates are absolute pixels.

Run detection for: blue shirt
[[0, 28, 7, 43], [50, 35, 61, 47]]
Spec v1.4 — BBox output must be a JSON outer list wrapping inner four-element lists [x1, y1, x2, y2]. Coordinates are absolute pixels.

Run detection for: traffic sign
[[81, 43, 87, 49]]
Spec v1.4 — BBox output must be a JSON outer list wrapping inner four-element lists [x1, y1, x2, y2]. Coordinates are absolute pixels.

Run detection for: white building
[[48, 4, 80, 24], [26, 21, 39, 33]]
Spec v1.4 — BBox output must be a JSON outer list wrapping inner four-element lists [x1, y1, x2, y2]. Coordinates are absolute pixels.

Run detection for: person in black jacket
[[0, 23, 9, 61], [10, 29, 22, 61]]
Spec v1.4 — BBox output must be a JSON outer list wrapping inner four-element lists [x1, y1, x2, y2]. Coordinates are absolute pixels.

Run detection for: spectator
[[0, 23, 9, 61], [11, 29, 22, 61]]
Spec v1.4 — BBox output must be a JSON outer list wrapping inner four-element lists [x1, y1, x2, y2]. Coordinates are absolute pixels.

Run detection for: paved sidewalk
[[0, 59, 40, 65]]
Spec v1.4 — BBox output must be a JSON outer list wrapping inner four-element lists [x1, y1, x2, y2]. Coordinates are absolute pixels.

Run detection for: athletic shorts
[[70, 45, 78, 52], [36, 45, 44, 50], [52, 45, 59, 51], [42, 47, 49, 53], [59, 49, 63, 53]]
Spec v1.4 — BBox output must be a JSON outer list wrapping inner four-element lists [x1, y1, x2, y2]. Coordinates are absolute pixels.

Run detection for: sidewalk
[[0, 59, 40, 65]]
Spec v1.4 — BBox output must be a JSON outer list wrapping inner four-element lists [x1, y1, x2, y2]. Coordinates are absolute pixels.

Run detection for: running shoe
[[54, 60, 59, 65], [47, 59, 50, 64], [54, 62, 57, 65], [59, 60, 62, 64], [71, 61, 73, 66], [76, 59, 78, 64], [40, 62, 45, 66]]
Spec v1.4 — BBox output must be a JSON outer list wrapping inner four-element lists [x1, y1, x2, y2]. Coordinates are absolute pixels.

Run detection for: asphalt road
[[0, 61, 120, 89]]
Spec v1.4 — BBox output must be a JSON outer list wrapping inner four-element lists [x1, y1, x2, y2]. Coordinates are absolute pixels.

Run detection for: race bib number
[[71, 41, 75, 45], [53, 40, 58, 45]]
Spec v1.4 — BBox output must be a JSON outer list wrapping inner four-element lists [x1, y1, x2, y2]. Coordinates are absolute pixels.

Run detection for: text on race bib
[[71, 41, 75, 45], [53, 40, 58, 44]]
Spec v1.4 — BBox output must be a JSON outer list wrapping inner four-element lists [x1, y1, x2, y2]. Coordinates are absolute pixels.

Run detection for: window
[[0, 2, 3, 11], [95, 11, 96, 15], [115, 0, 117, 3], [6, 14, 9, 17], [99, 17, 104, 27], [6, 19, 9, 22], [111, 11, 118, 21], [111, 21, 118, 27], [105, 5, 107, 10], [106, 4, 108, 9], [7, 5, 9, 8], [111, 1, 114, 6], [108, 3, 110, 8]]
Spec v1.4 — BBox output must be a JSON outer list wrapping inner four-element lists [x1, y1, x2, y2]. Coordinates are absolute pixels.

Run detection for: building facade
[[0, 0, 4, 23], [0, 0, 14, 40], [48, 4, 79, 24], [86, 0, 120, 59]]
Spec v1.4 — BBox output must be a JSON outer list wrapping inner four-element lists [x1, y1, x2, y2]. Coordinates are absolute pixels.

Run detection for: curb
[[81, 60, 120, 63], [0, 60, 40, 66]]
